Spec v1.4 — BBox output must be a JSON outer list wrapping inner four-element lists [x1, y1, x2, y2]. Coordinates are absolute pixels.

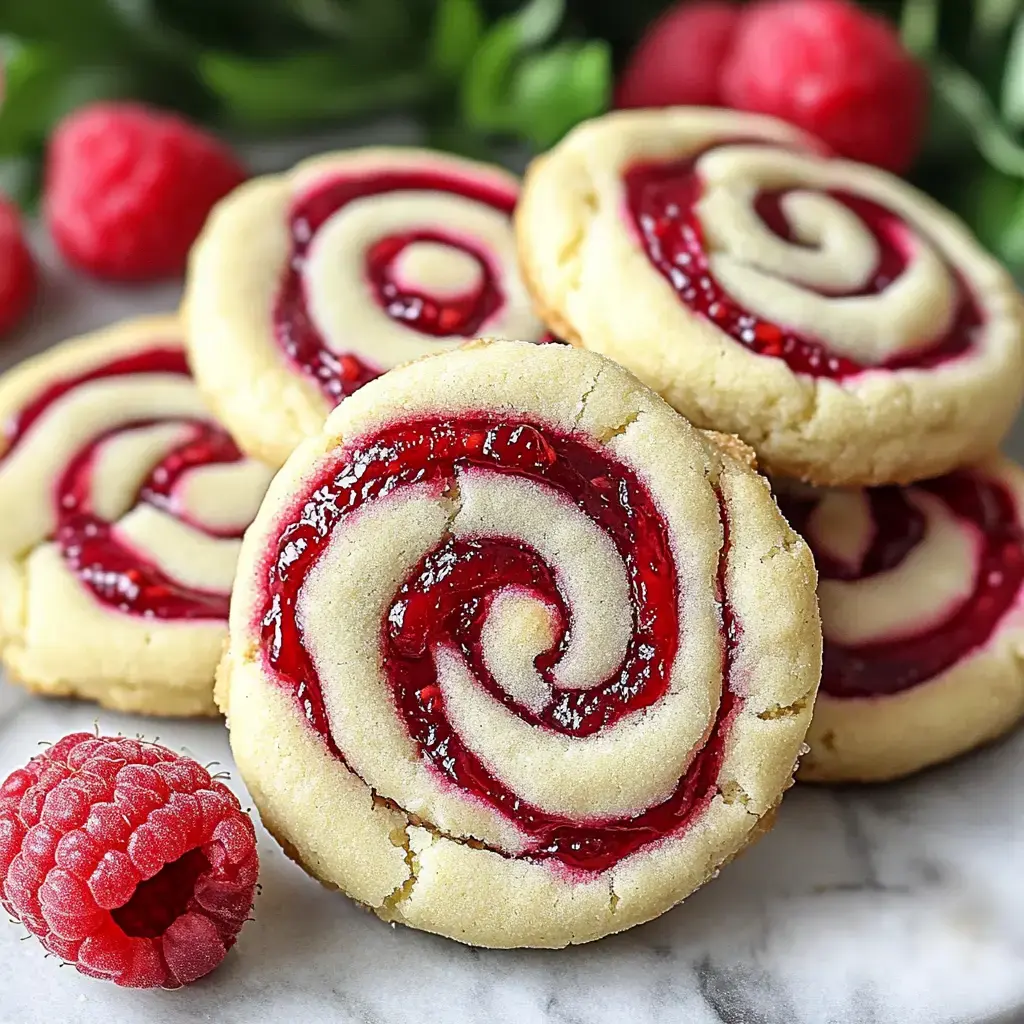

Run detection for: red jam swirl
[[624, 155, 982, 380], [275, 170, 518, 403], [779, 472, 1024, 697], [259, 417, 739, 872], [2, 348, 246, 621]]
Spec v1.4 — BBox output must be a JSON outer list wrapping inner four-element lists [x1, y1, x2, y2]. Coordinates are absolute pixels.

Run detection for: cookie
[[0, 316, 275, 717], [184, 147, 544, 467], [218, 339, 821, 948], [777, 457, 1024, 782], [515, 108, 1024, 486]]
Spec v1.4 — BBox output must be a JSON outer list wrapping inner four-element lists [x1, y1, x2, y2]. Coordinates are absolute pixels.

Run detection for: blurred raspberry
[[44, 103, 246, 281], [615, 2, 743, 109], [720, 0, 927, 172], [0, 732, 259, 988], [0, 196, 36, 335]]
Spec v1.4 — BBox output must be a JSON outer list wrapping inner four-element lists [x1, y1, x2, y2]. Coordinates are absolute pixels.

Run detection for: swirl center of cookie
[[364, 230, 502, 337], [274, 168, 536, 404], [389, 240, 484, 298], [258, 416, 739, 872], [624, 145, 982, 378]]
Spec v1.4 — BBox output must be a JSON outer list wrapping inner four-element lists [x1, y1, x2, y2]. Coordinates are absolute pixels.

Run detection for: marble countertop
[[0, 173, 1023, 1024]]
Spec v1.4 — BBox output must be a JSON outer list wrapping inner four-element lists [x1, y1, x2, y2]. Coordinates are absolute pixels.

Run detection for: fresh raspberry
[[615, 2, 742, 109], [0, 733, 259, 988], [0, 196, 37, 335], [720, 0, 927, 173], [44, 103, 247, 281]]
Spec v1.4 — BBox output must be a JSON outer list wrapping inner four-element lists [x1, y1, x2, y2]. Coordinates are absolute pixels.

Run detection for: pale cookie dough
[[184, 147, 544, 467], [776, 456, 1024, 782], [219, 340, 821, 948], [0, 316, 275, 717], [515, 108, 1024, 486]]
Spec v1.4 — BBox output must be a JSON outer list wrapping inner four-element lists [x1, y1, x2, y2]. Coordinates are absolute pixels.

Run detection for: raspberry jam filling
[[275, 170, 518, 403], [2, 348, 246, 620], [779, 472, 1024, 697], [260, 417, 738, 872], [624, 156, 982, 379]]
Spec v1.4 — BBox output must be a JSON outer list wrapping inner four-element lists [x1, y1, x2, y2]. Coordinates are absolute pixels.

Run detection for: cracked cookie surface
[[0, 315, 275, 716], [218, 340, 821, 947], [184, 147, 544, 467], [778, 456, 1024, 782], [515, 108, 1024, 486]]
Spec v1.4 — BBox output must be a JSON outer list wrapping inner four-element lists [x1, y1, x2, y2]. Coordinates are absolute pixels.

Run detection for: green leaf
[[995, 190, 1024, 266], [509, 40, 609, 146], [1003, 12, 1024, 127], [429, 0, 484, 79], [948, 166, 1024, 267], [900, 0, 940, 57], [285, 0, 353, 39], [0, 46, 67, 154], [932, 55, 1024, 177], [0, 0, 130, 57], [200, 51, 428, 126], [460, 0, 566, 133], [460, 19, 520, 130], [514, 0, 563, 47], [971, 168, 1022, 248], [974, 0, 1023, 40]]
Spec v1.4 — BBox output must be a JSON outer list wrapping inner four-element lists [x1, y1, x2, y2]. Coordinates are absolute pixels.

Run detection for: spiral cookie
[[777, 457, 1024, 782], [184, 147, 544, 466], [219, 340, 820, 947], [0, 316, 275, 717], [516, 109, 1024, 486]]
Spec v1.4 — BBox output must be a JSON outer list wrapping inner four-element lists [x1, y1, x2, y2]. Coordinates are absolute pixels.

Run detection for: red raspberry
[[44, 103, 247, 281], [0, 196, 37, 335], [720, 0, 927, 173], [615, 2, 742, 109], [0, 732, 259, 988]]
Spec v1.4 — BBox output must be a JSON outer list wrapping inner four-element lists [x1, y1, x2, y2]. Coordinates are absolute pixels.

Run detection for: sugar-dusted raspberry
[[0, 733, 258, 988], [615, 2, 743, 109], [44, 103, 247, 281], [0, 196, 37, 335], [721, 0, 927, 173]]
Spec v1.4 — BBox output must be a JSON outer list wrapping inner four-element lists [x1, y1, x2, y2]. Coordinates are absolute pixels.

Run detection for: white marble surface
[[0, 182, 1023, 1024]]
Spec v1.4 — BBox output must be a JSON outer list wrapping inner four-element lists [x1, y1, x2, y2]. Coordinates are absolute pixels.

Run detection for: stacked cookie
[[3, 106, 1022, 950], [515, 108, 1024, 783], [185, 145, 820, 947], [0, 316, 275, 717]]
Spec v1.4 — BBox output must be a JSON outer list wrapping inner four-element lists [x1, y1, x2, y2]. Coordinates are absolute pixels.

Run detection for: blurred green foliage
[[0, 0, 611, 204], [3, 0, 1024, 266]]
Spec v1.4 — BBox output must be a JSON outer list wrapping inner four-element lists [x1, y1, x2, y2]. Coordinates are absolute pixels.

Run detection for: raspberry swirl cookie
[[184, 148, 543, 466], [516, 109, 1024, 486], [777, 458, 1024, 782], [219, 340, 821, 947], [0, 316, 274, 717]]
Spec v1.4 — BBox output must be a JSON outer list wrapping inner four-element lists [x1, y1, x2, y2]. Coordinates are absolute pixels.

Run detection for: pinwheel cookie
[[218, 340, 821, 948], [516, 108, 1024, 486], [0, 316, 275, 717], [184, 147, 544, 466], [778, 458, 1024, 782]]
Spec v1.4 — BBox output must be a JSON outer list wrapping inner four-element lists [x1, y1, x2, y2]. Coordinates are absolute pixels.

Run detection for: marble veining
[[0, 184, 1022, 1024]]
